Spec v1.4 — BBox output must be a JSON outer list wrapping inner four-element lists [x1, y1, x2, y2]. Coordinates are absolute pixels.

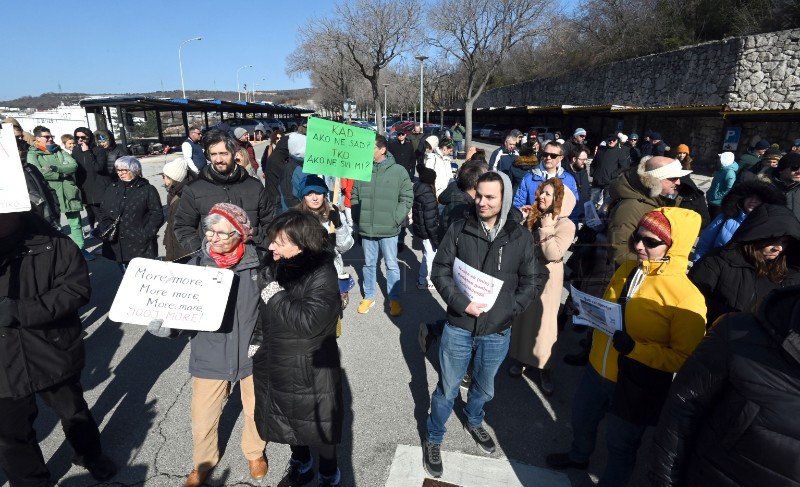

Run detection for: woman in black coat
[[251, 209, 343, 487], [411, 166, 440, 289], [651, 285, 800, 487], [689, 203, 800, 326], [72, 127, 110, 230], [99, 156, 164, 270]]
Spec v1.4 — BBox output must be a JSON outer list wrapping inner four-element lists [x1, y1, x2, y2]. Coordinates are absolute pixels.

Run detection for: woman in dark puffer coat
[[651, 285, 800, 487], [411, 166, 440, 289], [689, 203, 800, 326], [252, 210, 343, 487]]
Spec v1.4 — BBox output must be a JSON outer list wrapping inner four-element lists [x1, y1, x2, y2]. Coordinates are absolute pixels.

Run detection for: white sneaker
[[416, 280, 435, 290]]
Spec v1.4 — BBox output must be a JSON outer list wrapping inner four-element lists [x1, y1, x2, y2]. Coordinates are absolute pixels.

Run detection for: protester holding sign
[[148, 203, 268, 487], [251, 209, 344, 487], [0, 211, 117, 485], [547, 208, 706, 487], [423, 171, 543, 479]]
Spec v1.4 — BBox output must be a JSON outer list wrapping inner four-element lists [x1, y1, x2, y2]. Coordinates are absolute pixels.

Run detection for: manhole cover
[[422, 479, 462, 487]]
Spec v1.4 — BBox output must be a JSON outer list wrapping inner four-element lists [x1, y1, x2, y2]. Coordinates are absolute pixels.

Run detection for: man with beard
[[174, 130, 274, 251], [565, 147, 591, 222]]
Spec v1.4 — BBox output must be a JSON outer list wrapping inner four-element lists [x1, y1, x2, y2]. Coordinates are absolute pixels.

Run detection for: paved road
[[1, 140, 703, 486]]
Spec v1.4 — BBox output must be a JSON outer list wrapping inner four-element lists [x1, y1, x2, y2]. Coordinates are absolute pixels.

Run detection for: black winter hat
[[418, 167, 437, 185]]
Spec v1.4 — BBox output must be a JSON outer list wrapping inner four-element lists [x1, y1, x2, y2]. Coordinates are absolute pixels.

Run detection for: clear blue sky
[[0, 0, 337, 100], [1, 0, 577, 102]]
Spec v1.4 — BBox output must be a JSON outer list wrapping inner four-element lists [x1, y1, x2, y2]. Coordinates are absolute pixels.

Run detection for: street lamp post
[[383, 83, 389, 133], [236, 65, 253, 101], [252, 77, 266, 102], [178, 37, 202, 99], [415, 55, 428, 125]]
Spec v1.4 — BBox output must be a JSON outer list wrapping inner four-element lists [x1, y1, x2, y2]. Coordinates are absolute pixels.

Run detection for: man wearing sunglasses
[[606, 155, 694, 266], [562, 128, 588, 164], [773, 152, 800, 221], [388, 130, 416, 179], [512, 141, 579, 212]]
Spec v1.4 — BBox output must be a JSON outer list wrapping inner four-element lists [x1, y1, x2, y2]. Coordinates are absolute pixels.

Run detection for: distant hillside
[[0, 88, 314, 110]]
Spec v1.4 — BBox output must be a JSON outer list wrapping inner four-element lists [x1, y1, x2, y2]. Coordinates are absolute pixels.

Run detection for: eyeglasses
[[630, 232, 667, 249], [116, 169, 130, 173], [542, 152, 561, 159], [788, 165, 800, 172], [205, 230, 238, 241], [38, 135, 54, 140], [576, 135, 586, 138], [77, 136, 89, 140], [397, 133, 406, 136], [576, 157, 588, 162]]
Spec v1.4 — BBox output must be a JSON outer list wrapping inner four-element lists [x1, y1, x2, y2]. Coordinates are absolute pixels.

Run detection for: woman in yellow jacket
[[546, 207, 707, 486]]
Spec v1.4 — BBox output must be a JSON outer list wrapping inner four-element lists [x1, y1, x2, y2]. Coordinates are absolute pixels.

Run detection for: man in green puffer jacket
[[26, 125, 93, 260], [352, 134, 413, 317]]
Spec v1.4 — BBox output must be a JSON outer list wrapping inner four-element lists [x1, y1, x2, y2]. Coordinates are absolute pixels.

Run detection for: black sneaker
[[465, 423, 496, 454], [460, 373, 471, 391], [73, 453, 117, 482], [317, 468, 341, 486], [418, 322, 436, 353], [422, 440, 443, 478], [279, 457, 314, 487], [545, 452, 589, 470]]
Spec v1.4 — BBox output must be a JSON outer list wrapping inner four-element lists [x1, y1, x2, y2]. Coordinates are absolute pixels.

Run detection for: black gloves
[[612, 330, 636, 355], [0, 297, 20, 327], [328, 209, 342, 228]]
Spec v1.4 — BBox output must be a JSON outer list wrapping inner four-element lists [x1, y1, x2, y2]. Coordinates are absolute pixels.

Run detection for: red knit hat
[[209, 203, 253, 243], [638, 211, 672, 246]]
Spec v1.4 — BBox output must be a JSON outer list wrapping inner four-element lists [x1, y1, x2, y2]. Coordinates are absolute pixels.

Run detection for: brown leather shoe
[[184, 468, 210, 487], [248, 455, 268, 480]]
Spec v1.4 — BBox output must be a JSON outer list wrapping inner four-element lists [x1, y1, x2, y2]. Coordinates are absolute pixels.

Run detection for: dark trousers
[[0, 377, 103, 487], [290, 444, 338, 477], [85, 204, 102, 229]]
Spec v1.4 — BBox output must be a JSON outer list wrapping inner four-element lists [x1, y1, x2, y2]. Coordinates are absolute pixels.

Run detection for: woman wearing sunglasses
[[689, 203, 800, 326], [547, 208, 706, 487]]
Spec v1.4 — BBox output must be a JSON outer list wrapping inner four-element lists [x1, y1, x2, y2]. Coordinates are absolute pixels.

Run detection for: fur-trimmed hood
[[269, 249, 335, 288], [720, 180, 786, 219], [635, 158, 666, 198], [512, 154, 539, 170]]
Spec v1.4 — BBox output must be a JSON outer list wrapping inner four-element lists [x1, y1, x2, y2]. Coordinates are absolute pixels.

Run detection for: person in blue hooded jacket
[[513, 141, 578, 209]]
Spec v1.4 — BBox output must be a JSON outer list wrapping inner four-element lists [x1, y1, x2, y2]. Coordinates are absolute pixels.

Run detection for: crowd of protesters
[[4, 116, 800, 487]]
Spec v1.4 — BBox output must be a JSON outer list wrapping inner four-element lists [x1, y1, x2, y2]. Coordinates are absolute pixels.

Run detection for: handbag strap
[[616, 266, 639, 331]]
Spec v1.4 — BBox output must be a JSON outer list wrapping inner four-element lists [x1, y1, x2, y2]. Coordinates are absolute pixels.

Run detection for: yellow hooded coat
[[589, 207, 707, 382]]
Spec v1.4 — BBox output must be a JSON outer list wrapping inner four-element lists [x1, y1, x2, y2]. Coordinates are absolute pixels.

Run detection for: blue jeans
[[597, 414, 648, 487], [453, 140, 463, 156], [569, 365, 615, 463], [426, 323, 511, 444], [361, 235, 400, 300]]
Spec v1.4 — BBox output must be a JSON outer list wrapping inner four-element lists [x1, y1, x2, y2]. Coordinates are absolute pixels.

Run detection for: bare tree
[[429, 0, 548, 149], [318, 0, 423, 132]]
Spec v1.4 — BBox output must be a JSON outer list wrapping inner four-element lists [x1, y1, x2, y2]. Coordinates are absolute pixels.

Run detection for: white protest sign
[[0, 123, 32, 213], [109, 257, 234, 331], [570, 285, 623, 336], [453, 257, 504, 311]]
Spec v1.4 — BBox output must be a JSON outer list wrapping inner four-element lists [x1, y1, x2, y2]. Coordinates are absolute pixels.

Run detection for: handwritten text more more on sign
[[304, 117, 376, 182], [108, 258, 234, 331]]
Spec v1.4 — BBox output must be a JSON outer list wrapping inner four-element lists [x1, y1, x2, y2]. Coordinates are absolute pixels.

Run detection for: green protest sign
[[304, 117, 375, 181]]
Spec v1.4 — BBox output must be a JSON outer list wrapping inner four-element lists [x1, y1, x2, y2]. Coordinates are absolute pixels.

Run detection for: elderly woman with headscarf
[[148, 203, 269, 487], [98, 156, 163, 271]]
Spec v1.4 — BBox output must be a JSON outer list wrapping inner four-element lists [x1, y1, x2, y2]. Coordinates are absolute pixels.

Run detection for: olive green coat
[[27, 145, 83, 213]]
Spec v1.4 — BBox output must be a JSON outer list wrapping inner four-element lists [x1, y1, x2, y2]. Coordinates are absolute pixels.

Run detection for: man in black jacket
[[174, 130, 275, 251], [590, 134, 628, 207], [0, 211, 116, 485], [422, 171, 545, 478], [388, 130, 416, 179], [565, 146, 591, 222]]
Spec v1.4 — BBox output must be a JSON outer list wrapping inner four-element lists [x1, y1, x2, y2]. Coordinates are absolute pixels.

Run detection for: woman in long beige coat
[[508, 178, 576, 395]]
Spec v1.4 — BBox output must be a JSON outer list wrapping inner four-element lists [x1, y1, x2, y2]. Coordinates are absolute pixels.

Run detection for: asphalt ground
[[1, 140, 710, 486]]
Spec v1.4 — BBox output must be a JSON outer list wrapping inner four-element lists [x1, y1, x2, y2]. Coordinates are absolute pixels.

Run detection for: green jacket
[[27, 145, 83, 213], [352, 153, 413, 238], [450, 124, 466, 142]]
